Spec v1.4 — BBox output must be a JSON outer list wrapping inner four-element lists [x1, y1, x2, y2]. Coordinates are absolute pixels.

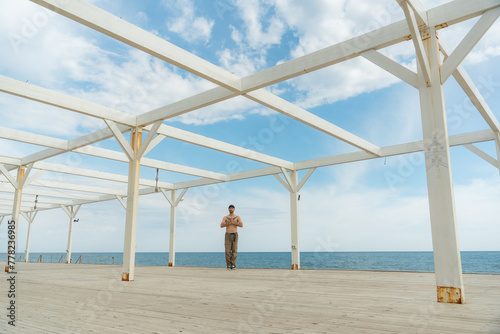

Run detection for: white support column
[[3, 166, 27, 272], [274, 168, 315, 270], [61, 204, 81, 264], [21, 211, 37, 262], [495, 132, 500, 174], [161, 188, 187, 267], [418, 26, 464, 304], [289, 170, 300, 270], [122, 128, 142, 281]]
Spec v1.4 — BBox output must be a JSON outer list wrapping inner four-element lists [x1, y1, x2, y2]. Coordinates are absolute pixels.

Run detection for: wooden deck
[[2, 263, 499, 333]]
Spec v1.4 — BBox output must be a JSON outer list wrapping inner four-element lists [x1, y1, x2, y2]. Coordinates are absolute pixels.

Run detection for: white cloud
[[164, 0, 214, 43]]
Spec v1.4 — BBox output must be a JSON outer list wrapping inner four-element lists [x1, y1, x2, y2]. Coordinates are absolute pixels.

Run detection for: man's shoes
[[227, 266, 231, 270], [230, 265, 236, 270]]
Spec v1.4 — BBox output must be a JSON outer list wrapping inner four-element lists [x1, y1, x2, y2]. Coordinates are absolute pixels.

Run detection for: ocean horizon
[[2, 251, 499, 274]]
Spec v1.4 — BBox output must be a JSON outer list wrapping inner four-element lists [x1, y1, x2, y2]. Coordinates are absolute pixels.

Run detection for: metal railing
[[11, 254, 117, 265]]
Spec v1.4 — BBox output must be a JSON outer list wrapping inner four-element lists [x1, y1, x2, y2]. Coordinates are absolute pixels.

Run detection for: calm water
[[2, 251, 499, 273]]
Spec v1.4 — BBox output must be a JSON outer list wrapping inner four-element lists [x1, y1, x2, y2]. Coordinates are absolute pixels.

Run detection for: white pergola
[[1, 0, 499, 304]]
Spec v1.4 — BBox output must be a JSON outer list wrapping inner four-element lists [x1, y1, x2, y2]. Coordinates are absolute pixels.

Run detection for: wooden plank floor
[[1, 263, 499, 333]]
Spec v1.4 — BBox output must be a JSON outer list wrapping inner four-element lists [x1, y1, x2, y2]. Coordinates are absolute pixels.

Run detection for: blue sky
[[0, 0, 499, 255]]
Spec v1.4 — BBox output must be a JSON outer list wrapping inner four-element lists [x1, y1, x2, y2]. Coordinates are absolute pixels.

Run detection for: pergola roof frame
[[0, 0, 498, 303]]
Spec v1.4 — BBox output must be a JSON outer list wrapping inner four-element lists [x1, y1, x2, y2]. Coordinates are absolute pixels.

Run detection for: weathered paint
[[168, 262, 173, 267], [122, 272, 129, 281], [437, 286, 463, 304]]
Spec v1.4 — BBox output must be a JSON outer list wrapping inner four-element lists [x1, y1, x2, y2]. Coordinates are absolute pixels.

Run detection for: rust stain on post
[[437, 286, 463, 304], [168, 262, 173, 267], [4, 266, 9, 272], [122, 272, 129, 281]]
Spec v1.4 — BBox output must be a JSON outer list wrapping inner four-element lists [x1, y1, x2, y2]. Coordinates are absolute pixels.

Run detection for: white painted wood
[[440, 40, 500, 133], [297, 168, 316, 192], [402, 1, 431, 87], [169, 189, 176, 266], [122, 129, 142, 281], [21, 148, 65, 166], [0, 74, 136, 126], [418, 27, 464, 302], [0, 126, 68, 150], [157, 124, 294, 169], [160, 188, 174, 206], [246, 90, 381, 156], [0, 155, 20, 166], [239, 0, 498, 93], [115, 195, 127, 210], [30, 0, 241, 92], [139, 134, 165, 158], [289, 170, 300, 269], [361, 50, 419, 88], [428, 0, 500, 28], [19, 163, 34, 189], [441, 7, 500, 83], [24, 170, 46, 187], [397, 0, 428, 26], [463, 144, 498, 168], [0, 185, 101, 201], [9, 263, 500, 333], [0, 194, 73, 206], [0, 163, 18, 189], [175, 188, 188, 207], [137, 87, 238, 127], [105, 120, 134, 161], [280, 167, 295, 192], [137, 120, 163, 160], [22, 211, 37, 262], [5, 167, 26, 272], [495, 131, 500, 174], [30, 179, 128, 196], [273, 173, 292, 193]]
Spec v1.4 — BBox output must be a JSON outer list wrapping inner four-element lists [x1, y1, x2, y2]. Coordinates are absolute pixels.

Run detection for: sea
[[2, 251, 499, 274]]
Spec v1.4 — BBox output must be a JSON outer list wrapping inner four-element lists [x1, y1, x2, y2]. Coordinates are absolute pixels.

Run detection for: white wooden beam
[[0, 194, 73, 206], [115, 195, 127, 210], [428, 0, 500, 28], [137, 120, 164, 160], [440, 40, 500, 133], [273, 173, 292, 193], [0, 75, 136, 126], [397, 0, 428, 26], [30, 179, 127, 196], [157, 124, 295, 169], [245, 90, 381, 156], [0, 126, 69, 150], [0, 156, 21, 167], [0, 164, 18, 189], [105, 120, 135, 161], [361, 50, 419, 88], [240, 0, 500, 93], [463, 144, 498, 168], [297, 168, 316, 192], [496, 132, 500, 173], [24, 170, 46, 187], [441, 7, 500, 83], [401, 1, 431, 86], [137, 87, 238, 127], [0, 185, 101, 201], [30, 0, 241, 92]]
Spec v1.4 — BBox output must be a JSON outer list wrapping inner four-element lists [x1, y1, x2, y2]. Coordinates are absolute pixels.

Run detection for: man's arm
[[237, 216, 243, 228], [220, 217, 228, 228]]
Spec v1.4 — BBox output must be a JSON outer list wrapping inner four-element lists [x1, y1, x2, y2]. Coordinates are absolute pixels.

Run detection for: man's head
[[228, 204, 235, 213]]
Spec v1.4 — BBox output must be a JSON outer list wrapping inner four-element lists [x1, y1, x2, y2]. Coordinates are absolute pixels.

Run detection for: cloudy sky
[[0, 0, 499, 255]]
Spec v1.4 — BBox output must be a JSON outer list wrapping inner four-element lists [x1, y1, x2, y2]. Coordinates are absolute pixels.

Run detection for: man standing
[[220, 205, 243, 269]]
